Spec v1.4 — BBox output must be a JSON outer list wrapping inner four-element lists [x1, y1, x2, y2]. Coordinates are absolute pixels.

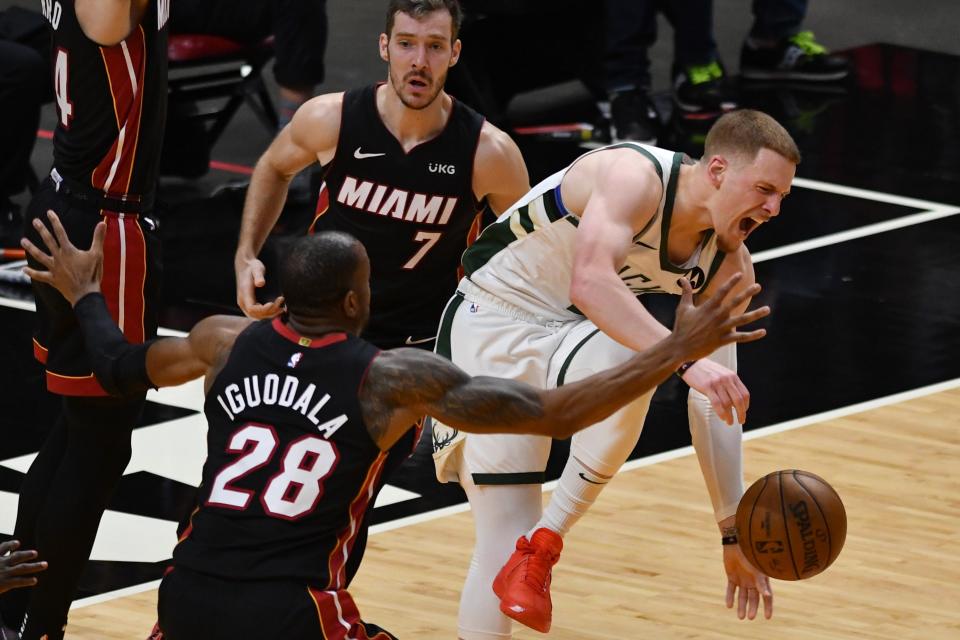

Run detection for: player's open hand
[[21, 210, 105, 306], [672, 273, 769, 361], [0, 540, 47, 595], [672, 273, 768, 425], [682, 358, 750, 424], [723, 543, 773, 620], [235, 256, 285, 319]]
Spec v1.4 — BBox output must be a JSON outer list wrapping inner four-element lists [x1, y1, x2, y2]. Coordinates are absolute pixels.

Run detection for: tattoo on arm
[[360, 349, 546, 444]]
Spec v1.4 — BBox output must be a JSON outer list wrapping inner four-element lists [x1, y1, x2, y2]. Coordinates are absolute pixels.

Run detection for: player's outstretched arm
[[0, 540, 47, 595], [682, 246, 758, 425], [235, 93, 343, 319], [360, 274, 769, 450], [22, 212, 251, 393]]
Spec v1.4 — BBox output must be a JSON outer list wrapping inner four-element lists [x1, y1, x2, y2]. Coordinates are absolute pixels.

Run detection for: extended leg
[[457, 471, 543, 640]]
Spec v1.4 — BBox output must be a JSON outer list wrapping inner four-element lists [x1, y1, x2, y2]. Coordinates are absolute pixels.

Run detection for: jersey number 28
[[206, 423, 339, 521]]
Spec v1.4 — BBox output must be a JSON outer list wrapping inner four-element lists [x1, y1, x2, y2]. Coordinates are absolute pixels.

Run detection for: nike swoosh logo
[[405, 336, 436, 345], [578, 472, 607, 485], [354, 147, 386, 159]]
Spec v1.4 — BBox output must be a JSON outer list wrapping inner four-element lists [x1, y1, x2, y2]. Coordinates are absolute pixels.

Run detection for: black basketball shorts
[[25, 179, 162, 396], [157, 566, 398, 640]]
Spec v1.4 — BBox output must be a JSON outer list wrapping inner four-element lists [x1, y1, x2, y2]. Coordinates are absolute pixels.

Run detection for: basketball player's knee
[[474, 487, 540, 541], [562, 334, 635, 380], [568, 392, 652, 476]]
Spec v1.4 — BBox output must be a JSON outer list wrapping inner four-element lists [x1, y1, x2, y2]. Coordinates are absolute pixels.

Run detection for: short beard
[[387, 59, 447, 110]]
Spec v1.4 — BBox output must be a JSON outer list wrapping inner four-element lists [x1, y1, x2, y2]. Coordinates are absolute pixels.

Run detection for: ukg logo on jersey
[[428, 163, 456, 175]]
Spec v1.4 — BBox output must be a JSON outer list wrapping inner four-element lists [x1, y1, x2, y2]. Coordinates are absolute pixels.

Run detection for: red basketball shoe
[[492, 528, 563, 633]]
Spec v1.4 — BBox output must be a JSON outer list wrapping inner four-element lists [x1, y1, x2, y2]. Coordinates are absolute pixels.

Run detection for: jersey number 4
[[207, 423, 339, 521], [54, 48, 74, 128]]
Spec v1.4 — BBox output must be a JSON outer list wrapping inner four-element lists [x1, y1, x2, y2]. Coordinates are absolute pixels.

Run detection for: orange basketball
[[735, 470, 846, 581]]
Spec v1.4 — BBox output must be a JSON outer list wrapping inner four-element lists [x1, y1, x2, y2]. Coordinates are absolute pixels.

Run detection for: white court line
[[72, 579, 161, 610], [752, 206, 960, 263], [70, 375, 960, 610], [0, 294, 187, 339], [748, 177, 960, 262], [0, 296, 35, 312], [1, 178, 957, 318], [791, 177, 956, 212]]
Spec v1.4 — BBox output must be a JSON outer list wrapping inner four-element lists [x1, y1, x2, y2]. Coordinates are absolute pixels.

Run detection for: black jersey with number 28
[[174, 318, 389, 590], [311, 84, 485, 347]]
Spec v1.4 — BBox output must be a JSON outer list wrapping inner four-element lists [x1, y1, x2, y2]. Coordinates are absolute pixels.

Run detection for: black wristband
[[676, 360, 698, 378], [721, 525, 738, 546], [74, 292, 156, 396]]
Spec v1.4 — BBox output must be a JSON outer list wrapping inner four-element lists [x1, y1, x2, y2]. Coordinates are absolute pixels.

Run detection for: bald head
[[278, 232, 368, 318]]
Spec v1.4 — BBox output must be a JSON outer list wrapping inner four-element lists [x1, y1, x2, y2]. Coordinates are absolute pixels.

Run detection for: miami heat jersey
[[311, 84, 485, 346], [174, 319, 387, 590], [46, 0, 168, 198]]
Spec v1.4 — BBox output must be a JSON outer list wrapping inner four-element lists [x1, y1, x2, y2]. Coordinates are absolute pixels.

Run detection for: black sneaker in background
[[673, 61, 739, 114], [741, 31, 849, 82], [609, 89, 659, 145]]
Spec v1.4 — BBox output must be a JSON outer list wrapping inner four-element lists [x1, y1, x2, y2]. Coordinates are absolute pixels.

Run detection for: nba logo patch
[[287, 352, 304, 368]]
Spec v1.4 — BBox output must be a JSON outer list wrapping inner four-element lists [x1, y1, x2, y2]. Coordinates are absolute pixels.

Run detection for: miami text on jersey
[[336, 175, 459, 225]]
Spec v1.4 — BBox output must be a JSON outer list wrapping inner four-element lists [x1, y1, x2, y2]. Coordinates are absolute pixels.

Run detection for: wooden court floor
[[65, 386, 960, 639]]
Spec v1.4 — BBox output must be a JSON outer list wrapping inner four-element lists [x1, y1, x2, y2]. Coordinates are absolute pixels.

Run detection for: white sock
[[535, 455, 612, 538], [535, 388, 653, 537]]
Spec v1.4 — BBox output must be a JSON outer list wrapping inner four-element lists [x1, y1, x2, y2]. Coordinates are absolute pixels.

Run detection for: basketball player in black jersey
[[234, 0, 529, 350], [23, 213, 768, 639], [0, 1, 166, 638], [234, 0, 529, 578]]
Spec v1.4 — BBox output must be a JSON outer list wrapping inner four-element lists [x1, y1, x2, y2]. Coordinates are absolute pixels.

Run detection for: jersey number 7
[[403, 231, 442, 269]]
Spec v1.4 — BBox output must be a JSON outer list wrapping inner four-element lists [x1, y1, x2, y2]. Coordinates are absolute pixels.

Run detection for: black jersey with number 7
[[310, 84, 486, 348]]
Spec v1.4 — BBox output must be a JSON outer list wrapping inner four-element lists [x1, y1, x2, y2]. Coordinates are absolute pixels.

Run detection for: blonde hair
[[703, 110, 801, 165]]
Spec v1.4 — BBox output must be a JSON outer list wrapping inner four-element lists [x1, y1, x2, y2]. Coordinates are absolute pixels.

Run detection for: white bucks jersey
[[462, 143, 726, 320]]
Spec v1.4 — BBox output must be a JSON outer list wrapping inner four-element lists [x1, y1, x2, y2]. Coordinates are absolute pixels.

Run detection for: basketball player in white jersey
[[433, 110, 798, 638]]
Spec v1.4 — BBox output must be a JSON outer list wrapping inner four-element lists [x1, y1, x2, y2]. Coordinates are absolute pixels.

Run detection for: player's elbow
[[553, 417, 579, 440], [569, 269, 603, 314], [537, 399, 580, 439], [569, 279, 586, 309], [257, 149, 294, 183], [527, 415, 577, 440]]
